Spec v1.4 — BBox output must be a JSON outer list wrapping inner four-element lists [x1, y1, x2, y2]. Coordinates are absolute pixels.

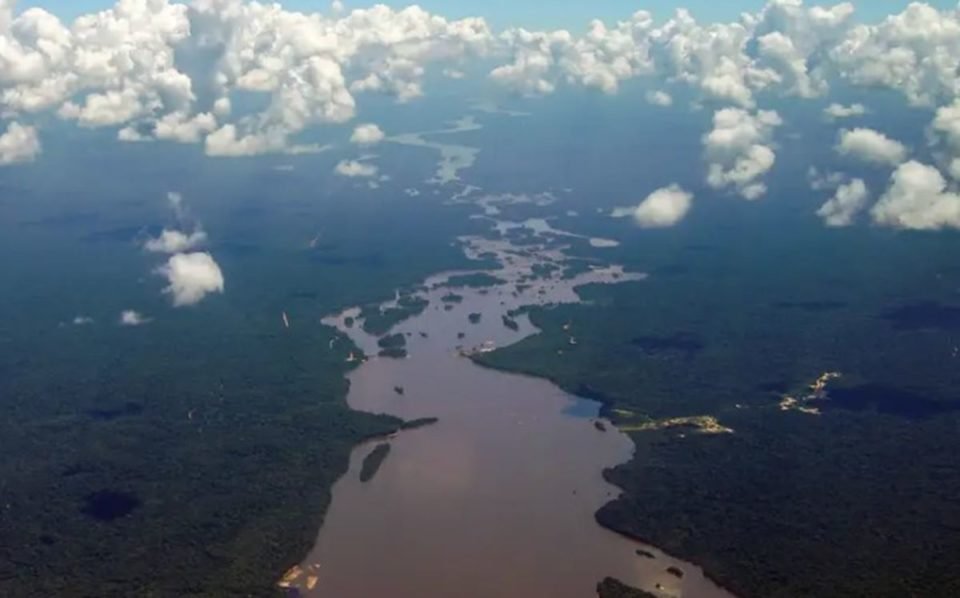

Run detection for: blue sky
[[19, 0, 960, 31]]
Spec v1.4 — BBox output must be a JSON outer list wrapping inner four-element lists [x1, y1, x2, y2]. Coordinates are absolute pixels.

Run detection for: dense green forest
[[0, 183, 488, 596], [477, 220, 960, 597]]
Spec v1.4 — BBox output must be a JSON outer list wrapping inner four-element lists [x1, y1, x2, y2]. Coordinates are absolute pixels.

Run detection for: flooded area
[[284, 233, 734, 598]]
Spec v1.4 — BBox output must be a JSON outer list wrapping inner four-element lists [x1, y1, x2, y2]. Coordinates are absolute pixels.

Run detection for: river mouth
[[282, 235, 733, 598]]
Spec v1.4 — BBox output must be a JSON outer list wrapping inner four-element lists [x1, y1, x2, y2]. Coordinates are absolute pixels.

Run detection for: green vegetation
[[596, 578, 657, 598], [477, 217, 960, 597], [530, 262, 559, 279], [401, 417, 439, 430], [0, 170, 489, 597], [377, 332, 408, 358], [501, 315, 520, 331], [361, 295, 429, 336], [359, 444, 392, 483], [442, 292, 464, 303], [468, 312, 482, 324], [0, 312, 399, 597], [562, 259, 595, 279], [441, 272, 506, 289]]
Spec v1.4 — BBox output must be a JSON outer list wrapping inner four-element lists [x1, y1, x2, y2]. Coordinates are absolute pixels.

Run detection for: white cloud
[[144, 191, 206, 253], [72, 316, 94, 326], [836, 128, 907, 166], [153, 112, 218, 144], [350, 123, 385, 145], [167, 191, 187, 222], [871, 161, 960, 231], [491, 2, 856, 105], [204, 125, 285, 158], [0, 122, 40, 165], [829, 3, 960, 107], [631, 184, 694, 228], [335, 159, 378, 177], [808, 166, 846, 191], [3, 1, 960, 166], [950, 159, 960, 182], [120, 310, 150, 326], [144, 228, 208, 254], [930, 100, 960, 179], [817, 178, 869, 227], [0, 1, 492, 155], [703, 108, 782, 200], [645, 90, 673, 106], [824, 103, 866, 119], [157, 252, 225, 307], [932, 100, 960, 150]]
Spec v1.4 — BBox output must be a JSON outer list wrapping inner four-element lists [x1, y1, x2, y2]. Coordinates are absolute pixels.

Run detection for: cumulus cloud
[[932, 100, 960, 150], [2, 0, 960, 177], [808, 166, 846, 191], [350, 123, 385, 145], [871, 161, 960, 230], [142, 191, 208, 253], [817, 178, 869, 227], [157, 252, 225, 307], [703, 108, 782, 200], [204, 125, 287, 158], [491, 2, 855, 105], [0, 1, 492, 155], [829, 3, 960, 107], [630, 184, 694, 228], [824, 103, 866, 119], [645, 90, 673, 106], [930, 100, 960, 179], [335, 159, 378, 177], [72, 316, 94, 326], [144, 228, 208, 254], [0, 122, 40, 165], [949, 159, 960, 182], [120, 310, 150, 326], [836, 128, 907, 166]]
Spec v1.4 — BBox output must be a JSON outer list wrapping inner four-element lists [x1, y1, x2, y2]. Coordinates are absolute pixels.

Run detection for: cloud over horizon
[[2, 1, 959, 161], [3, 1, 960, 232]]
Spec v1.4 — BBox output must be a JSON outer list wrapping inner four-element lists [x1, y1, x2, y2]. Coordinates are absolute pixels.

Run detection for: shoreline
[[471, 351, 741, 598], [283, 232, 730, 597]]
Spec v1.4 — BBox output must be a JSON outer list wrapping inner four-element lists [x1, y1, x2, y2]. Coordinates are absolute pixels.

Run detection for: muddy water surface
[[285, 237, 734, 598]]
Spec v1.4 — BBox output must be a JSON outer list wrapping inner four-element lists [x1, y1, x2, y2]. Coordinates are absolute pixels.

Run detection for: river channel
[[282, 233, 734, 598]]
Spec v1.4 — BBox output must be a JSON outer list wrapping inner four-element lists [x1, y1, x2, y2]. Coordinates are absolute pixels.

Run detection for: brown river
[[281, 233, 735, 598]]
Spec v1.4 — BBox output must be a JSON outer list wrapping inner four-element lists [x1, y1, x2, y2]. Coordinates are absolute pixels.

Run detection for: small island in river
[[359, 444, 392, 483]]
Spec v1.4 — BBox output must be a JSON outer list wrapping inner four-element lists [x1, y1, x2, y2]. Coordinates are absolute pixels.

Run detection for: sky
[[3, 0, 960, 319], [6, 0, 960, 235], [18, 0, 960, 31]]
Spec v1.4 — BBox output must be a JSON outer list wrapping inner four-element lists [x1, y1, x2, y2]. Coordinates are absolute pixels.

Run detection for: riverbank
[[472, 269, 960, 597], [285, 233, 732, 597]]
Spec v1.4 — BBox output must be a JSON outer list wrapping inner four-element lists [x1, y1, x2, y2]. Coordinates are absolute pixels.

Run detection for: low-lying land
[[476, 229, 960, 597]]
